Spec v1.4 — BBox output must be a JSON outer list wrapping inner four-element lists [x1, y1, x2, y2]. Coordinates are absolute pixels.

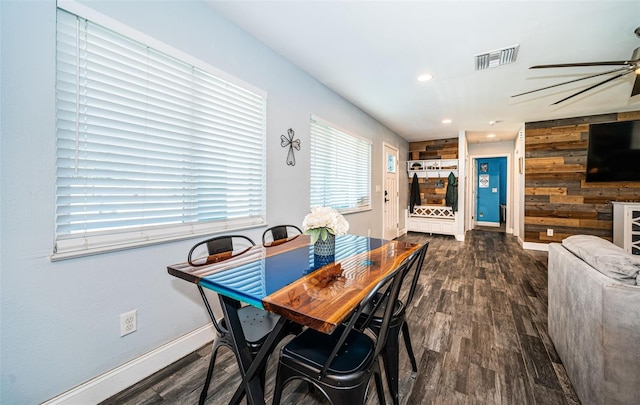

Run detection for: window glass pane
[[54, 9, 266, 259], [387, 153, 396, 173], [310, 117, 371, 213]]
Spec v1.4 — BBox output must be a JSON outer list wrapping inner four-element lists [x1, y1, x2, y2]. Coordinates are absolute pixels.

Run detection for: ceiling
[[205, 1, 640, 143]]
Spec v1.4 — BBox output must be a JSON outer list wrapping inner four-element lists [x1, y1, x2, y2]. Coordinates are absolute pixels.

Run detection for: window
[[54, 8, 266, 260], [309, 117, 371, 213], [387, 153, 397, 173]]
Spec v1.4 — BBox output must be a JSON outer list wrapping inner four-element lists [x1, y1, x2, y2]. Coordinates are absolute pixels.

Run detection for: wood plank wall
[[524, 110, 640, 243], [409, 138, 458, 206]]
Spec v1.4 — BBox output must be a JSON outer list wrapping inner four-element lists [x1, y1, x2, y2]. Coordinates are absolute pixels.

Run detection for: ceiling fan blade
[[551, 69, 634, 105], [632, 74, 640, 97], [512, 66, 631, 98], [531, 61, 637, 68]]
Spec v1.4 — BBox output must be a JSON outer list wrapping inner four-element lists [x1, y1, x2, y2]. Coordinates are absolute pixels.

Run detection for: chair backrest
[[188, 234, 255, 265], [320, 260, 408, 377], [262, 224, 302, 244], [368, 260, 414, 362], [402, 242, 429, 308], [187, 235, 256, 337]]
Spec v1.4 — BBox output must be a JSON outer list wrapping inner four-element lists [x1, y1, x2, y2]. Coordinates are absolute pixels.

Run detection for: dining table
[[167, 233, 422, 405]]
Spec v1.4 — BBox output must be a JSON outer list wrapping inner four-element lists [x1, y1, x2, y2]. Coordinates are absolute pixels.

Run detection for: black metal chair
[[188, 235, 281, 405], [271, 259, 410, 405], [261, 224, 303, 244], [359, 242, 429, 405]]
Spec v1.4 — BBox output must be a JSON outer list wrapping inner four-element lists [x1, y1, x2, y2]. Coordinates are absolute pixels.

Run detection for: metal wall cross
[[280, 128, 300, 166]]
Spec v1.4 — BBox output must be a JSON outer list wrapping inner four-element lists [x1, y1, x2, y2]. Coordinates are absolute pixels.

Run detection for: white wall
[[467, 140, 515, 158], [0, 1, 408, 403], [456, 131, 467, 241]]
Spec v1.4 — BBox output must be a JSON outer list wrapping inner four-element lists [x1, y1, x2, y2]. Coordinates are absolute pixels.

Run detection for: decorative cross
[[280, 128, 300, 166]]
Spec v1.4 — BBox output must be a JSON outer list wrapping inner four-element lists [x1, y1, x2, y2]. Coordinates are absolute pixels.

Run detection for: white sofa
[[548, 236, 640, 405]]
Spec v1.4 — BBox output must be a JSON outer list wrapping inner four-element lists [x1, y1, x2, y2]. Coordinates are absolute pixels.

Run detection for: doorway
[[383, 143, 399, 240], [470, 156, 509, 232]]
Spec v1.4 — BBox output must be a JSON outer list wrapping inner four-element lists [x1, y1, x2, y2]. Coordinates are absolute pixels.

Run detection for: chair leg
[[259, 362, 268, 393], [272, 362, 287, 405], [401, 322, 418, 372], [373, 367, 387, 405], [382, 327, 401, 405], [199, 339, 223, 405], [272, 366, 314, 405]]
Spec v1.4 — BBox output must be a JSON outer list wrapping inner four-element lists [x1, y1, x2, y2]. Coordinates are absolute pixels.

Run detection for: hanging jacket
[[445, 172, 458, 212], [410, 173, 421, 214]]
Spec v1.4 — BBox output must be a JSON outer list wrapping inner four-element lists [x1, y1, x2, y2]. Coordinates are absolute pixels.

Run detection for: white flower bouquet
[[302, 206, 349, 243]]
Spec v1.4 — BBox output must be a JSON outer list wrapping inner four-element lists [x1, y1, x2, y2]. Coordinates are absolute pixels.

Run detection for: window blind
[[309, 117, 371, 213], [54, 9, 266, 259]]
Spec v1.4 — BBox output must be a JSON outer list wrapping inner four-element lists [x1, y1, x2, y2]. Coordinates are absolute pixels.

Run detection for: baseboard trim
[[42, 325, 214, 405], [522, 241, 549, 252]]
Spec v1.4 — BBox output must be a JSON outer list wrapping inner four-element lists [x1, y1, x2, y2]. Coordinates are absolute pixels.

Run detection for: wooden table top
[[168, 234, 422, 334]]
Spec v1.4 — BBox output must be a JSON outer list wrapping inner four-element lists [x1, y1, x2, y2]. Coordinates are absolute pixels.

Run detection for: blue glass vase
[[313, 233, 335, 269]]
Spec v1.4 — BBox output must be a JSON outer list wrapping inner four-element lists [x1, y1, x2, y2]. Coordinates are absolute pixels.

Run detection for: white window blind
[[54, 9, 266, 260], [310, 117, 371, 213]]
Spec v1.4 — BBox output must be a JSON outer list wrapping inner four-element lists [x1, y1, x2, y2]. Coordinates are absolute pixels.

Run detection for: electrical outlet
[[120, 310, 137, 337], [547, 228, 554, 237]]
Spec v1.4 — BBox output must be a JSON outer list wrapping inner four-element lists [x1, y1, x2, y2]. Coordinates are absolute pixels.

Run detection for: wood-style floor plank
[[100, 231, 580, 405]]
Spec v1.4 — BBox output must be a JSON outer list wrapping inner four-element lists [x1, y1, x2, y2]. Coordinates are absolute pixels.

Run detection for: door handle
[[384, 198, 389, 203]]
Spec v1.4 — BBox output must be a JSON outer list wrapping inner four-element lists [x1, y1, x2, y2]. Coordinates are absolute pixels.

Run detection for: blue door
[[476, 158, 500, 224]]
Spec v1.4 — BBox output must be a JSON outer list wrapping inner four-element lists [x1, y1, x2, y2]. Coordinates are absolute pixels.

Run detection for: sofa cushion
[[562, 235, 640, 286]]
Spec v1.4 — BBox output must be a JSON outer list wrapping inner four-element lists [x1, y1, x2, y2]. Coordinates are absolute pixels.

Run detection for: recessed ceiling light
[[489, 121, 496, 125], [442, 119, 452, 124], [417, 73, 433, 82], [487, 133, 496, 138]]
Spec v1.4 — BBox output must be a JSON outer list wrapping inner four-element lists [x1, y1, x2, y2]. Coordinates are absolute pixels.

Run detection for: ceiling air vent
[[475, 45, 519, 70]]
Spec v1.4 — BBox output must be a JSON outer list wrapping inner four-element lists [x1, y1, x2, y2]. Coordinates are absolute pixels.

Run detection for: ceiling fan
[[512, 27, 640, 105]]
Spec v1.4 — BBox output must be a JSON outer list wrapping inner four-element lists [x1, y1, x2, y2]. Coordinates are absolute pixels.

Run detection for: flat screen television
[[586, 120, 640, 182]]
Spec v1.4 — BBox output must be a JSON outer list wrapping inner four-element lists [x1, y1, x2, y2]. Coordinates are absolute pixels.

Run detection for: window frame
[[52, 4, 267, 260]]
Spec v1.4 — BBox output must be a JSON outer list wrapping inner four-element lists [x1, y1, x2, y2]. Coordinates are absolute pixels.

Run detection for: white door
[[383, 143, 399, 240]]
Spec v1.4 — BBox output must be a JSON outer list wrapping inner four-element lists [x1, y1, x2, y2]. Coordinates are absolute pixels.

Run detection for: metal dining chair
[[271, 259, 411, 405], [358, 242, 429, 405], [261, 224, 303, 244], [187, 235, 282, 405]]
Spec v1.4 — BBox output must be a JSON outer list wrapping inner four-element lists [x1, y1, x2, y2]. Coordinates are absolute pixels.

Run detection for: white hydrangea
[[302, 206, 349, 242]]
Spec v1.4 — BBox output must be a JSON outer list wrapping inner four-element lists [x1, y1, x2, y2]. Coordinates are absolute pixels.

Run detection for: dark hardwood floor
[[101, 231, 580, 405]]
